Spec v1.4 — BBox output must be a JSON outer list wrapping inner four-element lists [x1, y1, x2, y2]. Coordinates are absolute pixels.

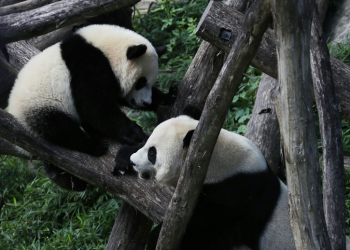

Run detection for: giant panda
[[8, 24, 176, 191], [128, 108, 295, 250]]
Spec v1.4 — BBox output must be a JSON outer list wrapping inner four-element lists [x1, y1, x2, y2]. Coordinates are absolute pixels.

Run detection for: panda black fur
[[129, 110, 295, 250], [8, 24, 176, 191]]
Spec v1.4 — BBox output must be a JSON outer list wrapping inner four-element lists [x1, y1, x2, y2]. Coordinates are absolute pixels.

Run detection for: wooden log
[[310, 8, 345, 250], [0, 0, 60, 16], [0, 0, 140, 46], [155, 0, 272, 248], [0, 0, 22, 7], [245, 73, 281, 175], [271, 0, 331, 248], [6, 40, 40, 71], [0, 56, 16, 108], [28, 25, 76, 51], [106, 202, 153, 250], [195, 1, 350, 122], [0, 108, 173, 223]]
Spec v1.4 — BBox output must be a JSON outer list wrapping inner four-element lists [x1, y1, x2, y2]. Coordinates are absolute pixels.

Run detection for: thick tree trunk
[[195, 2, 350, 122], [0, 109, 173, 223], [310, 8, 345, 250], [0, 0, 139, 46], [0, 56, 16, 108], [0, 0, 60, 16], [245, 74, 281, 175], [155, 0, 272, 248], [106, 202, 153, 250], [270, 0, 331, 248]]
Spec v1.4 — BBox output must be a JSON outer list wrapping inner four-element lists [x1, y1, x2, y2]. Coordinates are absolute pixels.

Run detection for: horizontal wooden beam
[[196, 1, 350, 121], [0, 0, 139, 46]]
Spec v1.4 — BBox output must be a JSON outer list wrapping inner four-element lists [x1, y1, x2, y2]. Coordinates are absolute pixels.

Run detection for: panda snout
[[142, 101, 151, 107], [141, 171, 150, 179]]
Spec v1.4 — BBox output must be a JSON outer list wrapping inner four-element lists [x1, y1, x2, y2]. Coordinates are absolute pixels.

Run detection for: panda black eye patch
[[135, 77, 147, 90], [148, 146, 157, 164]]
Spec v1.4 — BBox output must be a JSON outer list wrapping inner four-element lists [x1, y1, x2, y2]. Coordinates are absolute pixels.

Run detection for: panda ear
[[183, 130, 195, 148], [155, 45, 167, 58], [183, 105, 202, 120], [127, 44, 147, 59]]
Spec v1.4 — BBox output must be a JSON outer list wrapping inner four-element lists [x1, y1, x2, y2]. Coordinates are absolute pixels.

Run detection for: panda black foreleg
[[112, 142, 145, 176], [140, 86, 177, 111]]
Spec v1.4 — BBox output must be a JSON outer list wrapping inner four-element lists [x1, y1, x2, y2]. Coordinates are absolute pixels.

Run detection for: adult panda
[[128, 107, 295, 250], [8, 24, 176, 191]]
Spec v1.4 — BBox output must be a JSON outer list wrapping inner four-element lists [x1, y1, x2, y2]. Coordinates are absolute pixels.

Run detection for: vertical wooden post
[[106, 202, 153, 250], [310, 8, 345, 250], [270, 0, 332, 248], [156, 0, 272, 248]]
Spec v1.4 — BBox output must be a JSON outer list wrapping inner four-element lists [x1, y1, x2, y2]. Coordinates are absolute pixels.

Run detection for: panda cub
[[8, 24, 176, 191], [129, 108, 295, 250]]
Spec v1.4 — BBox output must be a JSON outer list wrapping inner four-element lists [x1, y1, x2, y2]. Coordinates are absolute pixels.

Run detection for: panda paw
[[127, 122, 147, 143], [112, 144, 143, 177], [89, 138, 109, 157], [165, 85, 178, 105]]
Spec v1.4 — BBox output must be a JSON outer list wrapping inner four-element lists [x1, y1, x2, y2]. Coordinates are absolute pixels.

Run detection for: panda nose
[[143, 101, 151, 107]]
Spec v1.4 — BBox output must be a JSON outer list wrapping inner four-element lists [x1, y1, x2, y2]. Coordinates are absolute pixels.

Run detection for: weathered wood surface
[[155, 0, 272, 248], [0, 56, 16, 108], [245, 73, 281, 175], [310, 8, 345, 250], [0, 0, 22, 7], [0, 0, 140, 46], [106, 202, 153, 250], [6, 40, 40, 71], [0, 109, 173, 224], [195, 1, 350, 122], [28, 25, 76, 51], [271, 0, 331, 248], [0, 0, 60, 16]]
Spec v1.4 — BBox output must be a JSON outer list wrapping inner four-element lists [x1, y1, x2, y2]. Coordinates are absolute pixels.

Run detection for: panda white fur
[[8, 24, 176, 191], [129, 110, 295, 250]]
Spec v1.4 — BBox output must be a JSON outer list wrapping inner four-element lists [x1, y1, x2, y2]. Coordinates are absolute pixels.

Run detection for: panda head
[[130, 106, 201, 186], [76, 24, 166, 108]]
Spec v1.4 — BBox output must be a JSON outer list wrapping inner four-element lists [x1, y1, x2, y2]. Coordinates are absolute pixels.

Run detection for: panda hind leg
[[44, 162, 87, 192], [26, 107, 107, 191], [26, 107, 108, 156]]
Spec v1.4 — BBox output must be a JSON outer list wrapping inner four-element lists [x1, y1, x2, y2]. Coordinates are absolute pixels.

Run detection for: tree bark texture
[[310, 8, 345, 250], [270, 0, 331, 248], [0, 0, 22, 7], [0, 56, 16, 108], [195, 1, 350, 122], [0, 0, 140, 46], [155, 0, 272, 249], [6, 40, 40, 71], [245, 73, 281, 175], [0, 0, 60, 16], [106, 202, 153, 250], [0, 109, 173, 224]]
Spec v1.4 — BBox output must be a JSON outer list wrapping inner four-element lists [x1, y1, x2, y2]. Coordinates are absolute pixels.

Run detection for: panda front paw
[[163, 85, 177, 105], [89, 138, 109, 157], [112, 143, 144, 177], [127, 121, 147, 143]]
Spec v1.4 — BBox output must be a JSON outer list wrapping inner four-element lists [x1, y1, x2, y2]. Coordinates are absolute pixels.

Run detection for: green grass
[[0, 157, 120, 249]]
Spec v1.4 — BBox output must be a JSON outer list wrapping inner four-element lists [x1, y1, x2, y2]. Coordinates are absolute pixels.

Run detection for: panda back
[[8, 43, 78, 126], [204, 129, 268, 184]]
